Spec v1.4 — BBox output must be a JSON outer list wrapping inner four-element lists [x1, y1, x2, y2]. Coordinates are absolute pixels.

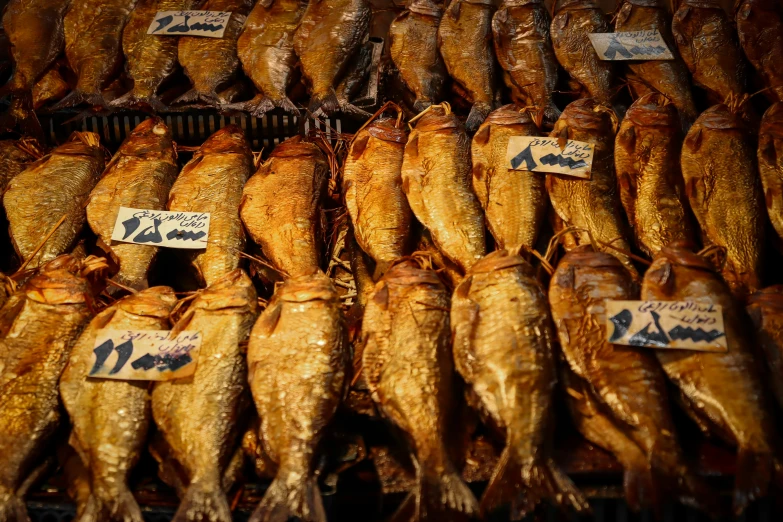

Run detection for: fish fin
[[172, 480, 232, 522], [173, 88, 220, 107], [0, 490, 29, 522], [417, 466, 479, 521], [50, 90, 106, 110], [308, 90, 339, 116], [248, 469, 325, 522], [78, 488, 144, 522], [732, 447, 773, 516], [466, 102, 492, 132]]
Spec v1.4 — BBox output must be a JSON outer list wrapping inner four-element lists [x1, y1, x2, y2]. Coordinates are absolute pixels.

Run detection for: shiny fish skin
[[546, 98, 637, 278], [681, 104, 765, 300], [389, 0, 448, 112], [551, 0, 615, 106], [493, 0, 560, 124], [402, 106, 486, 275], [452, 251, 588, 519], [87, 118, 179, 291], [239, 136, 328, 279], [152, 270, 257, 522], [4, 133, 105, 270], [439, 0, 498, 131], [362, 259, 479, 521], [472, 104, 547, 253], [747, 286, 783, 410], [758, 103, 783, 242], [614, 93, 695, 257], [0, 256, 97, 522], [736, 0, 783, 102], [168, 125, 253, 286], [60, 286, 176, 522], [641, 246, 782, 515], [247, 272, 349, 522], [0, 140, 41, 195], [343, 118, 411, 277]]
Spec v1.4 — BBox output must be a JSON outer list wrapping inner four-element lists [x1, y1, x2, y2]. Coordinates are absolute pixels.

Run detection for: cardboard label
[[89, 329, 201, 380], [111, 207, 210, 249], [589, 30, 674, 61], [606, 301, 727, 352], [506, 136, 594, 179], [147, 11, 232, 38]]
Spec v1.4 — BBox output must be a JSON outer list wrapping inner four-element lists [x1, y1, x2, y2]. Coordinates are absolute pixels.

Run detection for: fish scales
[[758, 103, 783, 242], [0, 140, 42, 195]]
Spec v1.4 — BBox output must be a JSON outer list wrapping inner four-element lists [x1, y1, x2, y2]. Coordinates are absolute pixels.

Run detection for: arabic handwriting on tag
[[111, 207, 210, 249], [506, 137, 594, 179], [147, 11, 232, 38], [588, 30, 675, 61]]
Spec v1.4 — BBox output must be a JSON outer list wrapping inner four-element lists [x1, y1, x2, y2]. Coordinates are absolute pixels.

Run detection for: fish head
[[643, 244, 720, 300], [381, 257, 445, 290], [408, 0, 444, 17], [468, 249, 536, 277], [116, 118, 175, 159], [552, 247, 637, 310], [197, 124, 252, 156], [553, 98, 617, 148], [411, 104, 462, 134], [115, 286, 178, 320], [276, 271, 339, 305], [366, 117, 407, 144], [193, 269, 259, 313], [23, 255, 95, 306], [269, 136, 325, 160], [554, 0, 601, 12], [626, 93, 681, 133]]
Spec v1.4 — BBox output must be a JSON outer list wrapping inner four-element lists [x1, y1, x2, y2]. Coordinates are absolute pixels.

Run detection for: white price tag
[[110, 207, 210, 249], [506, 136, 594, 179], [588, 30, 674, 61], [147, 11, 232, 38]]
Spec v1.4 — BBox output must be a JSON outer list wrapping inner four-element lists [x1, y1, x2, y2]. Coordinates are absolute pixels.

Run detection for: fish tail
[[622, 465, 655, 512], [50, 89, 106, 111], [0, 489, 29, 522], [416, 464, 479, 521], [0, 93, 44, 142], [173, 89, 220, 107], [224, 94, 275, 117], [109, 89, 167, 112], [308, 89, 339, 116], [412, 99, 432, 113], [77, 488, 144, 522], [733, 446, 773, 516], [274, 96, 299, 115], [248, 466, 325, 522], [465, 102, 492, 132], [172, 480, 232, 522]]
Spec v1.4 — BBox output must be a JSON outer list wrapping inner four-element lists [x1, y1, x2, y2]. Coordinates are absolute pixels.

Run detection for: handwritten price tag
[[606, 301, 727, 352], [589, 30, 674, 61], [506, 136, 594, 179], [111, 207, 210, 249], [88, 329, 202, 380], [147, 11, 232, 38]]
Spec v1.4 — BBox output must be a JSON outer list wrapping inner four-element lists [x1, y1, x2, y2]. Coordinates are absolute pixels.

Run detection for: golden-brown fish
[[31, 65, 69, 109], [546, 98, 637, 277], [152, 270, 257, 522], [344, 117, 411, 278], [747, 286, 783, 410], [0, 274, 13, 311], [362, 258, 479, 521], [0, 139, 42, 195], [389, 0, 448, 112], [642, 246, 783, 515], [247, 271, 349, 522], [87, 118, 179, 291], [402, 105, 486, 274], [614, 93, 694, 257], [493, 0, 560, 124], [0, 255, 104, 522], [472, 104, 547, 252], [168, 125, 253, 286], [615, 0, 698, 131], [758, 102, 783, 242], [4, 132, 105, 270], [549, 247, 714, 514], [240, 136, 327, 279], [293, 0, 371, 116], [439, 0, 498, 131], [452, 250, 587, 519], [551, 0, 615, 105], [736, 0, 783, 102], [681, 104, 765, 299]]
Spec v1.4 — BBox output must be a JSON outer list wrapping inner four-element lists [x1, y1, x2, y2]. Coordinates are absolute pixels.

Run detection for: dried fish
[[758, 102, 783, 242]]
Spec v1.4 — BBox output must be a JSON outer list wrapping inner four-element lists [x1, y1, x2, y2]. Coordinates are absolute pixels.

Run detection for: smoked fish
[[550, 247, 714, 513], [168, 125, 253, 286], [293, 0, 371, 116], [681, 104, 765, 299], [362, 258, 479, 521], [31, 65, 69, 109], [452, 250, 588, 519], [86, 118, 179, 291], [0, 255, 104, 522], [614, 93, 694, 257], [247, 271, 349, 522], [493, 0, 560, 124], [642, 246, 783, 515], [402, 104, 486, 274], [4, 132, 105, 270], [615, 0, 698, 131], [239, 136, 328, 278], [0, 139, 42, 195], [344, 117, 411, 278], [59, 286, 177, 522], [152, 270, 257, 522], [736, 0, 783, 102], [546, 98, 637, 278], [471, 104, 547, 252], [551, 0, 615, 106], [439, 0, 498, 131], [747, 286, 783, 410], [234, 0, 307, 116], [758, 102, 783, 242], [389, 0, 448, 112]]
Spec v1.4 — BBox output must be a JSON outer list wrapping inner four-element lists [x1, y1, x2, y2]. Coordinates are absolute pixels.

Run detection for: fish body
[[402, 106, 486, 274], [59, 286, 176, 522], [168, 125, 252, 286], [736, 0, 783, 102], [344, 118, 411, 277], [0, 140, 42, 195], [681, 104, 765, 299], [452, 250, 587, 519], [747, 286, 783, 410], [4, 133, 104, 270], [362, 259, 479, 521], [86, 118, 179, 291], [471, 104, 546, 252], [758, 102, 783, 242], [389, 0, 447, 112], [615, 0, 697, 131], [614, 93, 694, 257], [152, 270, 257, 522], [239, 136, 327, 279], [247, 271, 349, 522], [550, 0, 615, 105], [492, 0, 560, 124], [641, 246, 782, 515]]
